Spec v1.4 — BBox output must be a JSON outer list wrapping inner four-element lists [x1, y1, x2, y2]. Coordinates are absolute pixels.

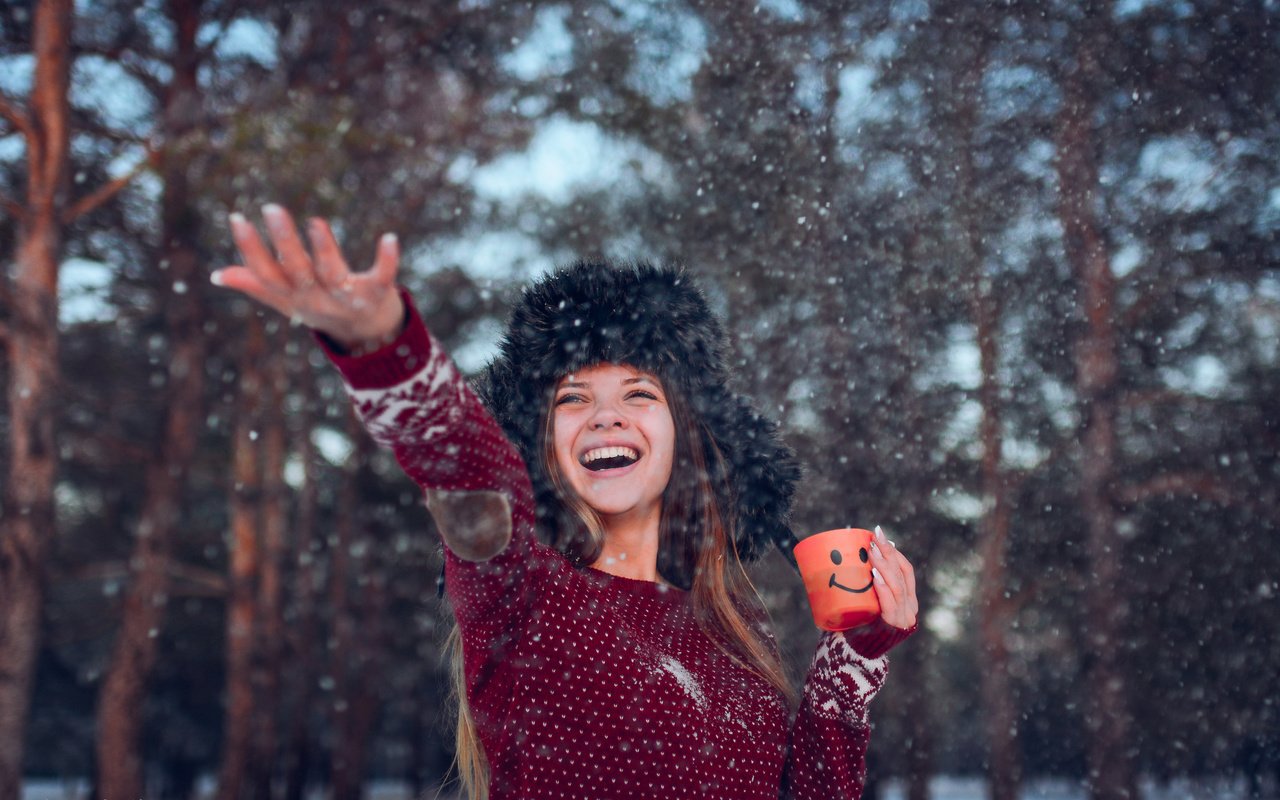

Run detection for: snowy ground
[[22, 775, 1273, 799]]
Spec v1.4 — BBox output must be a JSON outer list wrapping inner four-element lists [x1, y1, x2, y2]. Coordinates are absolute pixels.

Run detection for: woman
[[213, 205, 919, 800]]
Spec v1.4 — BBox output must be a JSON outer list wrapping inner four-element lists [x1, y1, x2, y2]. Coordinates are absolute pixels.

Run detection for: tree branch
[[0, 93, 33, 142], [1114, 471, 1238, 507], [61, 147, 156, 224], [1, 193, 26, 224]]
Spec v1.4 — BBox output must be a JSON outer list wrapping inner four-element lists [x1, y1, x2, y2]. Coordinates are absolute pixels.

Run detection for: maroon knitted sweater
[[315, 288, 913, 800]]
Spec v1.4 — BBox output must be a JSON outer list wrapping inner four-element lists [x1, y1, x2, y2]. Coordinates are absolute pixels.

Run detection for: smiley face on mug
[[827, 545, 873, 594]]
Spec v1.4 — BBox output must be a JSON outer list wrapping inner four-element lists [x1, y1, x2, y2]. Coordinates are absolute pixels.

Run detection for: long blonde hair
[[448, 370, 793, 799]]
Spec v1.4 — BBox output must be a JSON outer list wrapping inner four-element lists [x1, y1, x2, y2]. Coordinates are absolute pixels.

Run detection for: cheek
[[551, 413, 580, 475]]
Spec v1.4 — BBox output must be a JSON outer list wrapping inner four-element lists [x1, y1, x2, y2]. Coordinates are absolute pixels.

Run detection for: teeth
[[581, 446, 639, 464]]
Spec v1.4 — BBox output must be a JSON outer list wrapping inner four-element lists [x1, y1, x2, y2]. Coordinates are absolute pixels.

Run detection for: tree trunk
[[901, 572, 936, 800], [0, 1, 71, 794], [94, 2, 205, 796], [217, 314, 267, 800], [283, 339, 323, 800], [328, 425, 368, 800], [947, 32, 1024, 800], [1055, 25, 1138, 800], [249, 332, 289, 799]]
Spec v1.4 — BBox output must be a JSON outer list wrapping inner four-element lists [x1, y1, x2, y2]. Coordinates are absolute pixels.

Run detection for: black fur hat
[[474, 261, 801, 569]]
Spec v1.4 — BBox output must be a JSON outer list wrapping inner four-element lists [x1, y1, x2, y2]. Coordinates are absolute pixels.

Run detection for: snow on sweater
[[314, 287, 913, 800]]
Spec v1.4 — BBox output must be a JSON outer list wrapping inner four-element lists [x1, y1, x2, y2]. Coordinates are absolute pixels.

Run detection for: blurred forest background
[[1, 0, 1278, 798]]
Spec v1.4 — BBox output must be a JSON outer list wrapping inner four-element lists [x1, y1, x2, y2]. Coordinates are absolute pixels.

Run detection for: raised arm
[[211, 206, 532, 577]]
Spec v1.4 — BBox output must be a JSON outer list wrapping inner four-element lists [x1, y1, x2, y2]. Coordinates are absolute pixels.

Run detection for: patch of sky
[[503, 5, 573, 81], [785, 378, 819, 432], [450, 318, 506, 375], [1258, 185, 1280, 236], [792, 62, 828, 117], [0, 54, 33, 96], [471, 115, 673, 205], [284, 453, 305, 489], [863, 153, 914, 194], [613, 1, 706, 107], [0, 133, 23, 163], [942, 326, 981, 391], [1115, 0, 1194, 17], [1246, 290, 1279, 364], [1136, 135, 1221, 212], [889, 0, 931, 25], [1111, 241, 1144, 278], [59, 258, 115, 327], [752, 0, 804, 22], [1039, 377, 1078, 432], [412, 229, 561, 284], [312, 427, 354, 466], [72, 57, 155, 130], [835, 65, 881, 132], [205, 17, 277, 68], [985, 65, 1053, 122], [1160, 355, 1230, 398], [862, 31, 899, 65], [940, 399, 982, 460], [922, 552, 979, 641]]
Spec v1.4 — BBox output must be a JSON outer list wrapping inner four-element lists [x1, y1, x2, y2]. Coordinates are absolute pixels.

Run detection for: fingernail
[[872, 567, 884, 583], [381, 232, 398, 247], [875, 525, 886, 542], [229, 212, 246, 226], [262, 203, 284, 224], [210, 270, 225, 286]]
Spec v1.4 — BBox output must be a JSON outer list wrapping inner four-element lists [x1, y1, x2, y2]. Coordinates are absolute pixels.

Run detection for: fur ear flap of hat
[[473, 260, 801, 569]]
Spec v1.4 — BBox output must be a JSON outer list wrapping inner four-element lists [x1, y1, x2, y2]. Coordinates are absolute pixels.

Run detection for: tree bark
[[217, 314, 267, 800], [0, 1, 71, 794], [249, 331, 289, 799], [1055, 20, 1138, 800], [94, 2, 205, 796], [945, 30, 1024, 800], [328, 425, 369, 800], [283, 339, 323, 800]]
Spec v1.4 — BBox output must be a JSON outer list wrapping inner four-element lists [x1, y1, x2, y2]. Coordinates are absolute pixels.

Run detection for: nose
[[589, 404, 628, 430]]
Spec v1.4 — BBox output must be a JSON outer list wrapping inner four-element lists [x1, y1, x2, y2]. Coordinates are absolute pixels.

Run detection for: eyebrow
[[558, 376, 660, 389]]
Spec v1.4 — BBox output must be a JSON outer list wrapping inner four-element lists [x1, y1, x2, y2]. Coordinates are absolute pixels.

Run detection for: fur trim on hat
[[474, 261, 801, 570]]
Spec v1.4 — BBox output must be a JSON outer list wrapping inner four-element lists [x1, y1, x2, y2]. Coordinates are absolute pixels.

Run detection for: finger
[[261, 204, 315, 288], [871, 565, 903, 623], [211, 266, 293, 317], [370, 232, 399, 286], [306, 217, 351, 289], [875, 525, 914, 596], [229, 213, 290, 289]]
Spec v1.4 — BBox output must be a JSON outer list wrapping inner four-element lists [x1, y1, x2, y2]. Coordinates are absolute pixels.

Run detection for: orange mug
[[793, 528, 881, 631]]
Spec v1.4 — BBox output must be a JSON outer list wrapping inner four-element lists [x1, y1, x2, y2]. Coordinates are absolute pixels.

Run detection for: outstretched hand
[[868, 525, 918, 630], [212, 205, 404, 352]]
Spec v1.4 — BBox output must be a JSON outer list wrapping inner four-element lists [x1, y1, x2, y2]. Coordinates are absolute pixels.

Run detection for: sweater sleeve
[[311, 286, 549, 631], [781, 621, 915, 800]]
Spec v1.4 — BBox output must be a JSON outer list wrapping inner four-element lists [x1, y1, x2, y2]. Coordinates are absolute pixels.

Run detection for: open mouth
[[579, 446, 640, 472]]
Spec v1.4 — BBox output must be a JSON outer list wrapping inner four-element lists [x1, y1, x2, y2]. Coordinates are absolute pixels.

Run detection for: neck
[[592, 504, 663, 583]]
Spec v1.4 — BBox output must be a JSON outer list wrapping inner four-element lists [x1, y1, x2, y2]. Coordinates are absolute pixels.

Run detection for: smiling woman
[[213, 208, 918, 800]]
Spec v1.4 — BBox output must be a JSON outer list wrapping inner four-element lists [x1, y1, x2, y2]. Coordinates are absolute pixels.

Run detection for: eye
[[627, 390, 658, 401], [830, 549, 842, 565], [858, 547, 869, 563], [555, 393, 586, 406]]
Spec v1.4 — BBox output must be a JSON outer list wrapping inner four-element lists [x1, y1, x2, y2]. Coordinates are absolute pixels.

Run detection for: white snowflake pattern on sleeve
[[801, 630, 889, 727]]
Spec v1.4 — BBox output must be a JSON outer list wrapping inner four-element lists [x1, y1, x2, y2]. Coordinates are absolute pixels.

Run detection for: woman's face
[[552, 363, 676, 525]]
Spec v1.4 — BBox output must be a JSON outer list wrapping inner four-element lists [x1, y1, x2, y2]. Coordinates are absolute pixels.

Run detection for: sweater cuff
[[311, 286, 436, 390], [842, 618, 917, 660]]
